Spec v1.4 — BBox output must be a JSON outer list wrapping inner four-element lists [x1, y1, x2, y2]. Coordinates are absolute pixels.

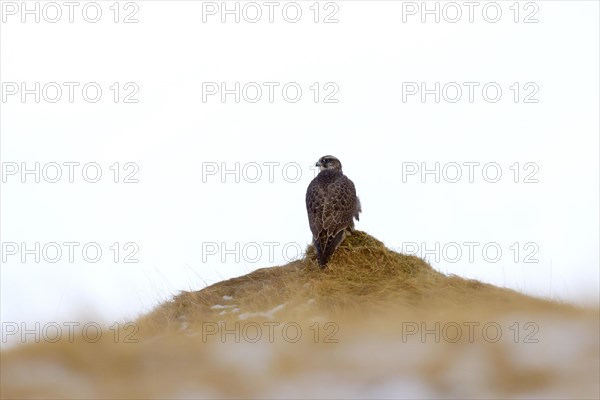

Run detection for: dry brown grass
[[140, 231, 573, 332], [2, 231, 598, 399]]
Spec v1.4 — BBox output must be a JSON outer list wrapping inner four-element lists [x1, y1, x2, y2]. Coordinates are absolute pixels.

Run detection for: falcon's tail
[[315, 230, 346, 268]]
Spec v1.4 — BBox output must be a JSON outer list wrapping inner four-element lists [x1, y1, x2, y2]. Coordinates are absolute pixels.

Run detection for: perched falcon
[[306, 155, 361, 268]]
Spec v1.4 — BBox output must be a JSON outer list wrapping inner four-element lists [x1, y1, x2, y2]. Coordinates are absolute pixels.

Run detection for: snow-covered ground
[[2, 310, 598, 399]]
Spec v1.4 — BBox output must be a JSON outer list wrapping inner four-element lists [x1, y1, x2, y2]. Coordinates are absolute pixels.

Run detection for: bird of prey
[[306, 155, 361, 267]]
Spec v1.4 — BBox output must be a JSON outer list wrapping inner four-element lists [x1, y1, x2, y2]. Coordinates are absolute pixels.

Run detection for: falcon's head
[[315, 155, 342, 171]]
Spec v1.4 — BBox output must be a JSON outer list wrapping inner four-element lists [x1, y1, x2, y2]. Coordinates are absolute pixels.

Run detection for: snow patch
[[238, 304, 286, 321], [210, 304, 238, 310]]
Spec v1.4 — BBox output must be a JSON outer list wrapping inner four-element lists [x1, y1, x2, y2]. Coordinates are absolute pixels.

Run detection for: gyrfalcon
[[306, 155, 361, 267]]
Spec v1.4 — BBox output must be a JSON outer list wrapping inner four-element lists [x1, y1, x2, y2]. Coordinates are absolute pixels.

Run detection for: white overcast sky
[[1, 1, 599, 333]]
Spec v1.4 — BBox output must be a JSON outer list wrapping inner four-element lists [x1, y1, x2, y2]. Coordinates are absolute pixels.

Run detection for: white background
[[1, 1, 598, 335]]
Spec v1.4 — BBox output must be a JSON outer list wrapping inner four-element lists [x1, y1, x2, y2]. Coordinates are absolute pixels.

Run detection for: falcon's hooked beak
[[315, 161, 324, 171]]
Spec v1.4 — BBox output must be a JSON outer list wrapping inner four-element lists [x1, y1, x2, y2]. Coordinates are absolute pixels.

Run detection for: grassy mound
[[139, 231, 570, 335], [2, 231, 597, 399]]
